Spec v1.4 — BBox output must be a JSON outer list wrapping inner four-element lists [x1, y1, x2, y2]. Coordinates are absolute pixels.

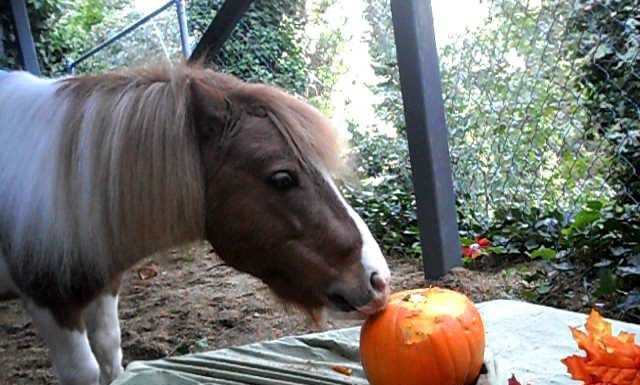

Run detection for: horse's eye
[[269, 171, 297, 190]]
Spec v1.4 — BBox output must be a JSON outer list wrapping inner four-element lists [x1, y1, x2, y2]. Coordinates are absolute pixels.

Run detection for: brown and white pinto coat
[[0, 64, 390, 385]]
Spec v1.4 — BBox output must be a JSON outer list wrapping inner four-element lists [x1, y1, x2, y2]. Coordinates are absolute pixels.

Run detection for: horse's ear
[[189, 79, 234, 140]]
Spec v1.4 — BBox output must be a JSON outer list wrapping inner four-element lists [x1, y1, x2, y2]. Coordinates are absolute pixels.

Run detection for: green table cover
[[113, 300, 640, 385]]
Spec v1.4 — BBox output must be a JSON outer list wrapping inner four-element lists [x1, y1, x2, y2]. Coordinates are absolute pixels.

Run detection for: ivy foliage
[[570, 0, 640, 204], [189, 0, 309, 95], [189, 0, 344, 113], [351, 0, 640, 308], [0, 0, 132, 75]]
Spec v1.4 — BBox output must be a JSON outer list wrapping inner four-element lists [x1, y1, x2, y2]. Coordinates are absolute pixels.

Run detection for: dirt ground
[[0, 243, 551, 385]]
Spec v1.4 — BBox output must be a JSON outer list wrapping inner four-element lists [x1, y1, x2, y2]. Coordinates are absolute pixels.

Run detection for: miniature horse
[[0, 64, 390, 385]]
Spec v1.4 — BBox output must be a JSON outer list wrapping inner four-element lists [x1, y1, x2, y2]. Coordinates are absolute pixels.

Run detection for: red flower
[[475, 236, 490, 248], [462, 245, 477, 258], [462, 236, 491, 259]]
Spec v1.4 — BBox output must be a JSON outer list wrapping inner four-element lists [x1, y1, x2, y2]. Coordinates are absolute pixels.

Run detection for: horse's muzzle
[[327, 272, 390, 316]]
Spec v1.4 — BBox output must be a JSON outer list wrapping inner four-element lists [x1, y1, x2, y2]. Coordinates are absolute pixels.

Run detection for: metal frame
[[390, 0, 461, 278], [9, 0, 40, 75], [175, 0, 191, 58], [188, 0, 254, 63], [64, 0, 254, 72], [65, 0, 190, 74]]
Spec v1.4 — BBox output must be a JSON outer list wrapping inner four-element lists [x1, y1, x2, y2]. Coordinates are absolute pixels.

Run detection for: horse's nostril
[[370, 272, 388, 294]]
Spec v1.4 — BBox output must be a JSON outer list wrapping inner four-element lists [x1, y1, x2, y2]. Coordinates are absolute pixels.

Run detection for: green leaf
[[194, 338, 209, 352], [610, 246, 629, 257], [536, 284, 551, 295], [530, 247, 557, 261], [520, 289, 536, 302], [561, 227, 573, 237], [524, 239, 540, 251], [617, 265, 640, 277], [572, 209, 601, 230], [460, 238, 476, 246], [594, 43, 613, 59], [175, 343, 190, 355], [617, 290, 640, 312], [594, 269, 619, 297], [586, 200, 604, 211], [485, 246, 505, 254]]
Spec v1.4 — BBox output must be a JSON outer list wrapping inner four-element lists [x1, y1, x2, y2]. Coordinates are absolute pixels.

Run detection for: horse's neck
[[0, 72, 66, 250]]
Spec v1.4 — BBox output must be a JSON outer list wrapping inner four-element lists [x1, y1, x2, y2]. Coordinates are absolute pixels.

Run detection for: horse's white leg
[[24, 300, 100, 385], [84, 294, 124, 385]]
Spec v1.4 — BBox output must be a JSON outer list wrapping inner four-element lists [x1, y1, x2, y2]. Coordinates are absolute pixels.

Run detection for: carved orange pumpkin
[[360, 287, 485, 385]]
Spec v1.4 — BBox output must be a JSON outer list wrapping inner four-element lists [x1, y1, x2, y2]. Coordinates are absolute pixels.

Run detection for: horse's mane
[[53, 64, 207, 274], [5, 63, 342, 296], [239, 82, 343, 173]]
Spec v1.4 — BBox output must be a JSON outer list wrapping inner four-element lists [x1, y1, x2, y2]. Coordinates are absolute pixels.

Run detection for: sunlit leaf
[[572, 209, 601, 230], [593, 43, 613, 59], [562, 309, 640, 384], [530, 247, 557, 260]]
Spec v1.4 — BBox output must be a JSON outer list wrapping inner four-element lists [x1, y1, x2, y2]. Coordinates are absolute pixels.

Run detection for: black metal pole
[[174, 0, 191, 58], [189, 0, 254, 63], [390, 0, 461, 278], [9, 0, 40, 75]]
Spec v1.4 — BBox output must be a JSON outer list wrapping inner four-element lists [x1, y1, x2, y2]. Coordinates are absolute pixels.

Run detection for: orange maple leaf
[[561, 309, 640, 385]]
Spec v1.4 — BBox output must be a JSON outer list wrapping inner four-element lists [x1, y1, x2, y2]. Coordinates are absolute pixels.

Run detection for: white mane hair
[[0, 65, 208, 295]]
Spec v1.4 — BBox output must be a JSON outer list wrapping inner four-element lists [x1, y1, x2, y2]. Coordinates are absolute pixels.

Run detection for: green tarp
[[113, 327, 367, 385], [113, 300, 640, 385]]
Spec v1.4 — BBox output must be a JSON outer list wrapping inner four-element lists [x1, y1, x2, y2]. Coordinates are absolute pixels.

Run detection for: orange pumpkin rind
[[360, 287, 485, 385]]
